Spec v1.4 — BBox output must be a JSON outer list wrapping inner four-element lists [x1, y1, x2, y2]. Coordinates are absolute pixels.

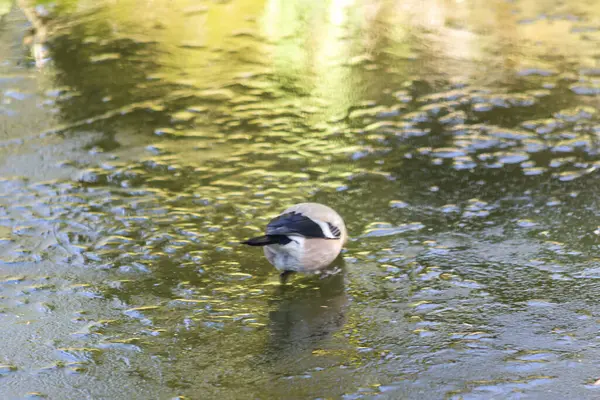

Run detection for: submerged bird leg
[[279, 270, 295, 284]]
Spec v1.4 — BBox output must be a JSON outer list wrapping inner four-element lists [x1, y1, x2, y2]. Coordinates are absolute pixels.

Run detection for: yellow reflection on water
[[27, 0, 600, 113]]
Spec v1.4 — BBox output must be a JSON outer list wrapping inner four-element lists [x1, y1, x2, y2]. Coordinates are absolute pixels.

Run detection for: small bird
[[242, 203, 347, 283]]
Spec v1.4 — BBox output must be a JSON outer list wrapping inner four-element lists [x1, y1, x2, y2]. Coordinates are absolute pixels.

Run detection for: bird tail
[[241, 235, 290, 246]]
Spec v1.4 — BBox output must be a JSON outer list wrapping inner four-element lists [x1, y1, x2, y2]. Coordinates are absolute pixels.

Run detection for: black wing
[[328, 222, 341, 238], [266, 212, 325, 238]]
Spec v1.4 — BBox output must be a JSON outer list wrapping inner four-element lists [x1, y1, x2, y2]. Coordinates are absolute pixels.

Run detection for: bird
[[242, 203, 347, 283]]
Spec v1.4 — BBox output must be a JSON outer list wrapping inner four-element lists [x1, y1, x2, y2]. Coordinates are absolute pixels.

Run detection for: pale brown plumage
[[242, 203, 347, 282]]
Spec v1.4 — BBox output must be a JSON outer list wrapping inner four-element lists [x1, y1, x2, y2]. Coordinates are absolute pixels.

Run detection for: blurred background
[[2, 0, 600, 398]]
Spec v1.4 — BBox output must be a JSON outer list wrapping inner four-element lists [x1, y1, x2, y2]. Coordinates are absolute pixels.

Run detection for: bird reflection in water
[[264, 257, 349, 362]]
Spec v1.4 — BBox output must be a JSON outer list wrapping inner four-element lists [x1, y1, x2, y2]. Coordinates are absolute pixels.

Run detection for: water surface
[[2, 0, 600, 398]]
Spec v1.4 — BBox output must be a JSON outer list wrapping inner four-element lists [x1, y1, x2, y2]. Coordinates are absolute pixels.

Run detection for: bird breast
[[264, 237, 342, 272]]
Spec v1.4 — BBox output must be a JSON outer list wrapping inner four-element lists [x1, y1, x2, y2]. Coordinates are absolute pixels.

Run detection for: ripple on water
[[362, 222, 425, 238], [4, 1, 600, 398]]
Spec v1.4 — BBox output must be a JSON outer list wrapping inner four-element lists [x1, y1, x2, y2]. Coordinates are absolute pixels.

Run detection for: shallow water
[[2, 0, 600, 398]]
